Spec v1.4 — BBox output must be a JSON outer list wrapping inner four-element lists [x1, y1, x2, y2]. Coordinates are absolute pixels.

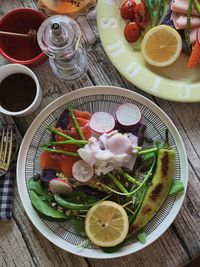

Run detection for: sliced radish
[[116, 103, 141, 126], [49, 178, 73, 195], [196, 27, 200, 45], [89, 112, 115, 133], [72, 159, 94, 183]]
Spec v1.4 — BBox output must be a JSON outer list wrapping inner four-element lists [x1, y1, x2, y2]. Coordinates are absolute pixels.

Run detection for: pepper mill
[[37, 15, 87, 81]]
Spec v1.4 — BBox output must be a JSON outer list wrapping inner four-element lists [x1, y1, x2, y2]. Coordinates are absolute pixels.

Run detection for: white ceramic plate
[[96, 1, 200, 102], [17, 86, 188, 259]]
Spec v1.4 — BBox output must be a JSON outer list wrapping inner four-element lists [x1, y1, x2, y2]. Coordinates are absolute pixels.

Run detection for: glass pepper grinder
[[37, 15, 88, 81]]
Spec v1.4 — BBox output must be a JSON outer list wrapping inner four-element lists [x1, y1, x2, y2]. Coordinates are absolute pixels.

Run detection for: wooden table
[[1, 1, 200, 267]]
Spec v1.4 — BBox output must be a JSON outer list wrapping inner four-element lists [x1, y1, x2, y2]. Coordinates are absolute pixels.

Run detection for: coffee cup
[[0, 64, 42, 116]]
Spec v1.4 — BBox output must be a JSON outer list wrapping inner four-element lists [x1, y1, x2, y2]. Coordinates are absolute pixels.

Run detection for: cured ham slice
[[77, 131, 138, 175], [171, 0, 200, 17], [189, 27, 199, 44], [171, 11, 200, 29], [107, 133, 132, 155]]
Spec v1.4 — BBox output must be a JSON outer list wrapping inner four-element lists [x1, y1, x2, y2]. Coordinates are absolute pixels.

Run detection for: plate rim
[[96, 1, 200, 103], [17, 86, 188, 259]]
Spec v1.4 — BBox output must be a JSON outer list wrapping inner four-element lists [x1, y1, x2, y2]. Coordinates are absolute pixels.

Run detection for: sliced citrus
[[141, 25, 182, 67], [85, 201, 129, 247]]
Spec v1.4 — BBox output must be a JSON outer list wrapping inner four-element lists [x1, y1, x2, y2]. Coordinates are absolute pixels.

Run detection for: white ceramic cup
[[0, 64, 42, 116]]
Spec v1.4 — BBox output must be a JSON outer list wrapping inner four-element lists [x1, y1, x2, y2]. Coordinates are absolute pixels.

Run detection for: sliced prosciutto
[[77, 131, 138, 175], [190, 27, 199, 44], [171, 0, 200, 17], [171, 12, 200, 29]]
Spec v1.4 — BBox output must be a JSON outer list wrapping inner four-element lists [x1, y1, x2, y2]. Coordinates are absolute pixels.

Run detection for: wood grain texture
[[0, 0, 200, 266]]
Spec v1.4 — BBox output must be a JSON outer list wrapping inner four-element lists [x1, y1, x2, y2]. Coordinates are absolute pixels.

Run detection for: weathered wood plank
[[19, 0, 38, 10], [88, 226, 190, 267], [0, 115, 88, 267], [12, 186, 88, 267], [153, 99, 200, 259], [0, 0, 200, 266], [0, 0, 23, 13], [0, 221, 37, 267]]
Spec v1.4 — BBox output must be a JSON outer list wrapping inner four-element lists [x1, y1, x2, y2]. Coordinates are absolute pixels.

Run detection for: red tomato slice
[[120, 0, 136, 20], [124, 22, 141, 43], [134, 2, 149, 28]]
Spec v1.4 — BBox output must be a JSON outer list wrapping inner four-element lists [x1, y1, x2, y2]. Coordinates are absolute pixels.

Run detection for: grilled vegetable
[[129, 131, 176, 234]]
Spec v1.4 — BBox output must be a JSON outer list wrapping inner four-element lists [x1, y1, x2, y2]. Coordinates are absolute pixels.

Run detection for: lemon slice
[[141, 25, 182, 67], [85, 201, 129, 247]]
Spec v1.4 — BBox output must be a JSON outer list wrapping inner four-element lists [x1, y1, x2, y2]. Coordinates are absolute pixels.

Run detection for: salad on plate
[[28, 103, 184, 251], [119, 0, 200, 68]]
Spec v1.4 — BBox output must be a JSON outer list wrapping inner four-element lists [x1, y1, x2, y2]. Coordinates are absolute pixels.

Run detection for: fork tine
[[0, 126, 13, 172], [6, 128, 13, 168], [2, 127, 9, 165], [0, 127, 5, 163]]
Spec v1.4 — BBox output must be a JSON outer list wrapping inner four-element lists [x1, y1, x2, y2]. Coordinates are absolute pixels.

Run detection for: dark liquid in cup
[[0, 73, 37, 112]]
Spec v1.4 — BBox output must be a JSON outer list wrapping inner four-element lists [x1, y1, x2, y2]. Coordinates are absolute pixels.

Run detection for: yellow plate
[[97, 0, 200, 102]]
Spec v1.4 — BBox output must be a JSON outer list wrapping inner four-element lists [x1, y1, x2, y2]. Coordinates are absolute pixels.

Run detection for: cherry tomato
[[124, 22, 141, 43], [120, 0, 136, 20], [134, 2, 149, 28]]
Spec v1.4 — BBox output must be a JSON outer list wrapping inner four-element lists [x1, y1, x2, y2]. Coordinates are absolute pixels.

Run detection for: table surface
[[0, 1, 200, 267]]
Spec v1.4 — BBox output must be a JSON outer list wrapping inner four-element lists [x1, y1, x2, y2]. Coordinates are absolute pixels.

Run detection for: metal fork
[[0, 126, 13, 175]]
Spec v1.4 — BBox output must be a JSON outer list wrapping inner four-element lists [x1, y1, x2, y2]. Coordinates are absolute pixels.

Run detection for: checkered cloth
[[0, 123, 17, 221], [0, 162, 16, 220]]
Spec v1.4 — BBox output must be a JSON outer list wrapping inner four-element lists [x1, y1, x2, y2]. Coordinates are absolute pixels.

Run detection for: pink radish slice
[[49, 178, 73, 195], [196, 27, 200, 44], [72, 160, 94, 183], [89, 112, 115, 133], [116, 103, 141, 126]]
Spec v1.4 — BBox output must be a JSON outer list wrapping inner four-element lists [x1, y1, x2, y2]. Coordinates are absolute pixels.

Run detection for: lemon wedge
[[141, 25, 182, 67], [85, 201, 129, 247]]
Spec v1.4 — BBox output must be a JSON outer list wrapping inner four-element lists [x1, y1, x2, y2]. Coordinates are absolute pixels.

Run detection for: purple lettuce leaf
[[41, 109, 70, 182]]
